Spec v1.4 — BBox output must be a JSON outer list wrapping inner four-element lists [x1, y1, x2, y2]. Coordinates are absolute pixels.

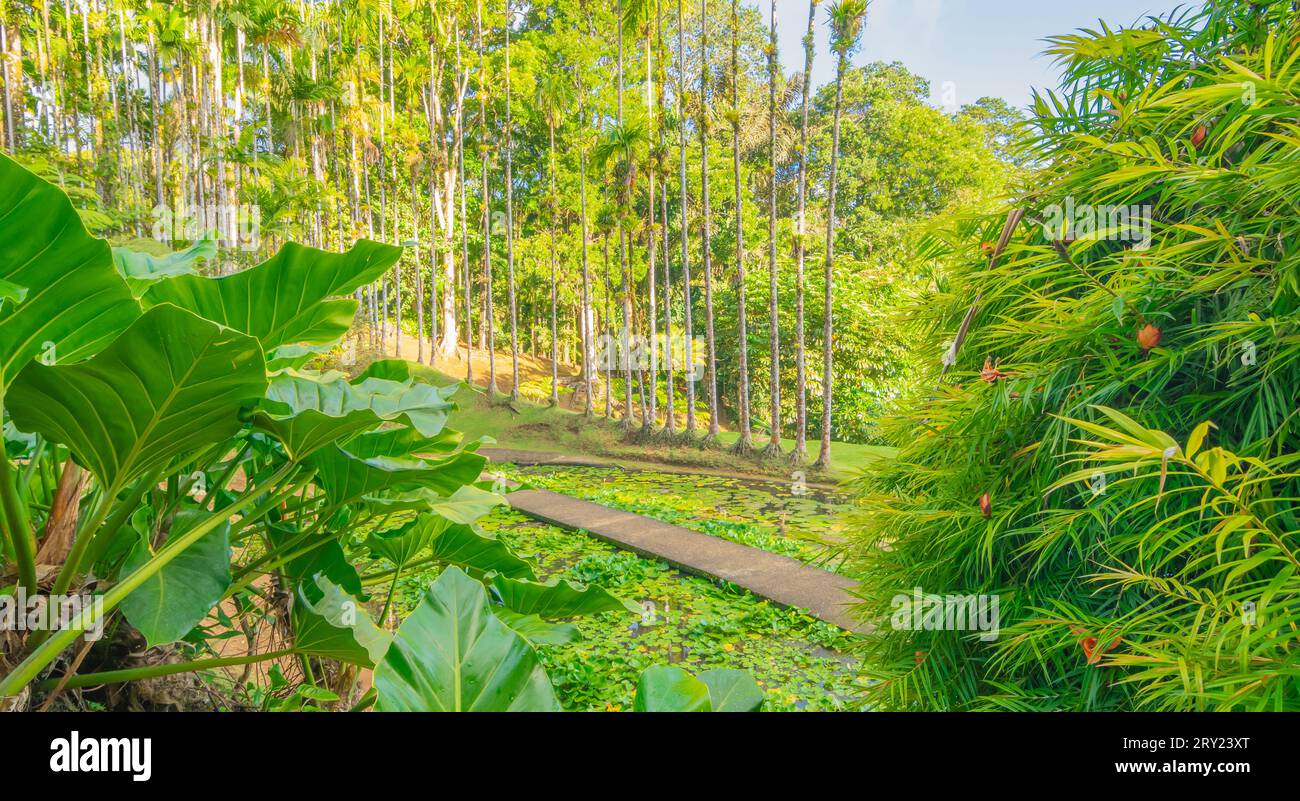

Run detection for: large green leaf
[[494, 610, 581, 646], [0, 154, 139, 389], [253, 370, 457, 459], [292, 576, 392, 668], [362, 485, 505, 523], [268, 524, 365, 599], [0, 279, 26, 309], [342, 426, 463, 460], [6, 305, 267, 491], [489, 574, 638, 619], [632, 666, 764, 712], [112, 238, 215, 298], [366, 514, 452, 568], [634, 666, 712, 712], [699, 669, 764, 712], [430, 524, 535, 580], [142, 240, 401, 351], [308, 445, 486, 507], [118, 511, 232, 647], [373, 567, 561, 712]]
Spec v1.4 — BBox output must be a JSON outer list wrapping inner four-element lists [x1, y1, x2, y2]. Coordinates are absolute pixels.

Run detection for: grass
[[427, 366, 894, 481]]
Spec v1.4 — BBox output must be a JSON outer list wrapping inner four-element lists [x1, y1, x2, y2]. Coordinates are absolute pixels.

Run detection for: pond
[[491, 464, 857, 574]]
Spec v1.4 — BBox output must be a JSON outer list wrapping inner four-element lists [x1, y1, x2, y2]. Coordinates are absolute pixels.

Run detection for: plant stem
[[35, 648, 296, 691]]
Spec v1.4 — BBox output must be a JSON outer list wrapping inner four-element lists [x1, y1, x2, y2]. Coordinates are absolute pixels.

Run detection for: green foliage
[[847, 2, 1300, 711]]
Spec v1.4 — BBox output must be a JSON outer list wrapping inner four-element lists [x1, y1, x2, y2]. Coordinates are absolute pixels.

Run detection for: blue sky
[[774, 0, 1191, 109]]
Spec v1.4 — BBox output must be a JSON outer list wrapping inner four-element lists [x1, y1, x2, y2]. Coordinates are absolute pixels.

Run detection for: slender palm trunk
[[815, 53, 848, 470], [644, 19, 658, 432], [763, 0, 782, 456], [791, 0, 817, 465], [547, 120, 560, 406], [678, 0, 696, 436], [477, 0, 497, 395], [617, 0, 634, 428], [578, 64, 594, 417], [699, 0, 719, 442], [504, 4, 520, 401], [729, 0, 752, 453]]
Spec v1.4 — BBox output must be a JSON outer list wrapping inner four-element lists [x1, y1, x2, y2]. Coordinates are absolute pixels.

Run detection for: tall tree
[[728, 0, 752, 454], [816, 0, 868, 470], [699, 0, 719, 443], [791, 0, 820, 465], [504, 0, 520, 401], [762, 0, 782, 458]]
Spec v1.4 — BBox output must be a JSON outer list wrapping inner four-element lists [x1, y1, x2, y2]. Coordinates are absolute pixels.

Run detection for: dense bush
[[848, 0, 1300, 710]]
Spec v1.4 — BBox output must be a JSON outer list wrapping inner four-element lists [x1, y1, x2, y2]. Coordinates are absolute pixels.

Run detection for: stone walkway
[[505, 488, 872, 635]]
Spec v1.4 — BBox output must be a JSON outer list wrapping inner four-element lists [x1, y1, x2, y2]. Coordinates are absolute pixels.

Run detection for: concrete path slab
[[505, 488, 871, 635]]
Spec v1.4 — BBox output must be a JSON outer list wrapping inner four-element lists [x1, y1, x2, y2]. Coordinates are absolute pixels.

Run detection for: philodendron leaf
[[494, 610, 581, 646], [374, 566, 561, 712], [634, 666, 712, 712], [0, 154, 139, 389], [253, 369, 457, 459], [699, 669, 764, 712], [342, 426, 462, 460], [142, 240, 402, 351], [308, 444, 486, 507], [490, 574, 639, 619], [118, 511, 232, 647], [430, 524, 536, 580], [268, 525, 365, 599], [366, 514, 452, 568], [363, 485, 505, 524], [292, 576, 392, 668], [6, 305, 267, 492], [112, 238, 216, 297], [0, 279, 26, 309]]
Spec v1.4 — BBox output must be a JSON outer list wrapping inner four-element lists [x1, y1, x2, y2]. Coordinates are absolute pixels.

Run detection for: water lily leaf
[[292, 575, 392, 668], [374, 566, 561, 711], [634, 665, 712, 712], [142, 239, 401, 350], [6, 304, 266, 492], [118, 511, 232, 648], [0, 154, 139, 390]]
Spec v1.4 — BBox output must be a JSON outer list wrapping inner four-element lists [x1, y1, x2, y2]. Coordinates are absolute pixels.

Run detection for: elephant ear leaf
[[374, 567, 561, 712], [699, 669, 764, 712], [5, 304, 267, 493], [112, 238, 216, 297], [0, 279, 26, 309], [254, 370, 456, 459], [142, 240, 402, 351], [0, 154, 139, 389], [118, 511, 232, 648], [292, 576, 392, 668], [489, 574, 639, 618], [634, 666, 712, 712], [308, 445, 486, 507]]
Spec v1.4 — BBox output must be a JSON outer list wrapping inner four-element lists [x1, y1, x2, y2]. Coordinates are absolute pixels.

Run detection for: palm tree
[[728, 0, 753, 455], [676, 0, 696, 438], [762, 0, 783, 459], [536, 64, 573, 407], [791, 0, 820, 465], [503, 0, 520, 402], [815, 0, 867, 470], [699, 0, 719, 445], [577, 6, 595, 418], [475, 0, 498, 396]]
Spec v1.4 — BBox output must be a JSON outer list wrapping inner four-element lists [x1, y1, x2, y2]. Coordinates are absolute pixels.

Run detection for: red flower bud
[[1137, 323, 1162, 352], [978, 493, 992, 519], [1191, 124, 1208, 149]]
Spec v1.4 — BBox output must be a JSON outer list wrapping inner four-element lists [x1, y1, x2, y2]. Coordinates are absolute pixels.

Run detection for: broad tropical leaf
[[292, 576, 392, 667], [118, 511, 232, 648], [430, 524, 536, 580], [142, 240, 402, 350], [6, 305, 266, 492], [112, 238, 216, 297], [309, 444, 486, 506], [373, 567, 561, 712], [254, 370, 457, 459], [699, 669, 764, 712], [489, 574, 638, 619], [0, 154, 139, 389], [494, 610, 581, 646], [633, 666, 712, 712]]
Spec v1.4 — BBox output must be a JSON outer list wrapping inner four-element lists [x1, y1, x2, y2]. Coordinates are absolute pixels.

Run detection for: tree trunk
[[815, 54, 848, 470], [729, 0, 752, 453], [792, 0, 816, 465]]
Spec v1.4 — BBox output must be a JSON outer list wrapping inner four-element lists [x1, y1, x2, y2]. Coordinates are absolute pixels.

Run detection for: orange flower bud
[[1137, 323, 1162, 352]]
